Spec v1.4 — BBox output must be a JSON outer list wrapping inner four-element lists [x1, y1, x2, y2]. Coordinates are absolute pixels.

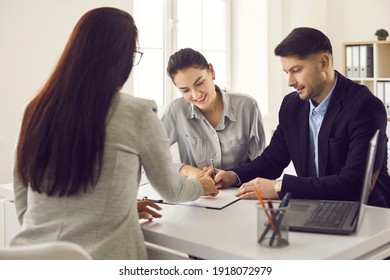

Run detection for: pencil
[[258, 200, 277, 243], [254, 187, 276, 231]]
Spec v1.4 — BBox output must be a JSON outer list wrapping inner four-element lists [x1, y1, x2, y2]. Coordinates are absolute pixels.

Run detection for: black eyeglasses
[[133, 50, 143, 66]]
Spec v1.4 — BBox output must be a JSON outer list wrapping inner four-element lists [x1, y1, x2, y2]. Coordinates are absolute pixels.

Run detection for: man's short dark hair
[[274, 27, 333, 59]]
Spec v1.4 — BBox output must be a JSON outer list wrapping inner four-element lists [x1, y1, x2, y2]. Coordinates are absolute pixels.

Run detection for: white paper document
[[138, 183, 240, 210]]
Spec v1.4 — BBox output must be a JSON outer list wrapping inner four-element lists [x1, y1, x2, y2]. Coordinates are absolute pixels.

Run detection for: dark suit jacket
[[231, 71, 390, 208]]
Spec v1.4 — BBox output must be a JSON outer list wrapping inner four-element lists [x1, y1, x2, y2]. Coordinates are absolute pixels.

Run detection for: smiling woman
[[161, 48, 266, 179]]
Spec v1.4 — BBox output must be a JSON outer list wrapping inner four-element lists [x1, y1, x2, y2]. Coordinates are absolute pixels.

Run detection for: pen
[[269, 192, 291, 246], [267, 199, 277, 224], [279, 192, 292, 208], [211, 157, 216, 178], [142, 196, 163, 203], [258, 199, 278, 243]]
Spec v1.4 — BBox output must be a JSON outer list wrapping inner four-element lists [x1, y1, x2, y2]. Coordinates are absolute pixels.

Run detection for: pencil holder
[[256, 202, 289, 247]]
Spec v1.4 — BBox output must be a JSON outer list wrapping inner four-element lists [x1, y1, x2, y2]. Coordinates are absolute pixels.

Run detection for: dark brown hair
[[16, 7, 138, 196], [166, 48, 209, 82], [274, 27, 332, 59]]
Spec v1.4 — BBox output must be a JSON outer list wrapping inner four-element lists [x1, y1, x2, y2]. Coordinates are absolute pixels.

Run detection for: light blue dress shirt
[[308, 74, 338, 177]]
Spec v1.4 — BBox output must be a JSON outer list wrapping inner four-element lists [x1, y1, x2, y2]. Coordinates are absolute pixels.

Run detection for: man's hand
[[235, 178, 279, 199]]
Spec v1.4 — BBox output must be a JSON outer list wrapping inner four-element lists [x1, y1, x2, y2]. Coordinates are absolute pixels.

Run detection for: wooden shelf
[[342, 41, 390, 117]]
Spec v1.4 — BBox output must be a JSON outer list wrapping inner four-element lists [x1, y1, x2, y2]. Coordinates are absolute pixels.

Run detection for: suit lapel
[[318, 73, 345, 176], [298, 101, 310, 176]]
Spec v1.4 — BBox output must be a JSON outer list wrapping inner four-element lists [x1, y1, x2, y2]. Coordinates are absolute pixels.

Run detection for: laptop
[[288, 129, 379, 235]]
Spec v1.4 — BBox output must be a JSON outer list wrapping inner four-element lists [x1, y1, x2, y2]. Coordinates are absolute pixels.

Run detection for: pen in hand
[[211, 157, 216, 178]]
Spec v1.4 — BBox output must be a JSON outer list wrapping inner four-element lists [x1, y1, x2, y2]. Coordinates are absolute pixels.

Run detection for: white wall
[[230, 0, 390, 143], [1, 0, 390, 183], [327, 0, 390, 72], [0, 0, 132, 184], [231, 0, 268, 116], [230, 0, 328, 141]]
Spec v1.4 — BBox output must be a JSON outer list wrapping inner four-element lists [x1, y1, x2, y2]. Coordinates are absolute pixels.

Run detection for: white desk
[[0, 183, 13, 200], [2, 183, 389, 259], [0, 183, 21, 248], [141, 198, 390, 259]]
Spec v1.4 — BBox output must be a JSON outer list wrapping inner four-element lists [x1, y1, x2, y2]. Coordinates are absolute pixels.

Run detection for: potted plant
[[375, 29, 389, 41]]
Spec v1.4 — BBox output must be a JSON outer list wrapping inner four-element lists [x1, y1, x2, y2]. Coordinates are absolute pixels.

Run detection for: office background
[[0, 0, 389, 184]]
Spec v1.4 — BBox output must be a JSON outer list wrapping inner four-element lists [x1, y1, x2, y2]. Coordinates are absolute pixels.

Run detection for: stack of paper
[[138, 183, 240, 210]]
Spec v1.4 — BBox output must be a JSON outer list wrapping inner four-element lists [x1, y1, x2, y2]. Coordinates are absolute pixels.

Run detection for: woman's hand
[[214, 169, 238, 189], [138, 200, 162, 221], [196, 168, 219, 197], [179, 164, 204, 178]]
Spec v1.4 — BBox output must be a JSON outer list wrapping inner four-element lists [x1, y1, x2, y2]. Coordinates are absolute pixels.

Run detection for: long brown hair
[[17, 7, 138, 196]]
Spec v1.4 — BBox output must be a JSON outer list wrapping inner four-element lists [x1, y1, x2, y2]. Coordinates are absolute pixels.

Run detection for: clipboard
[[138, 183, 240, 210]]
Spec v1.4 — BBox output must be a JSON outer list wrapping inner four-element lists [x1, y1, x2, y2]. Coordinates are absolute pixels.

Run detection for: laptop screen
[[356, 129, 379, 229]]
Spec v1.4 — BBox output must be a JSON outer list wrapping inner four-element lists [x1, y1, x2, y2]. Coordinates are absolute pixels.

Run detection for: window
[[130, 0, 230, 107]]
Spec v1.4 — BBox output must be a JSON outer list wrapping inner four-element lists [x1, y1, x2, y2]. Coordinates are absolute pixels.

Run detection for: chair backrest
[[0, 241, 92, 260]]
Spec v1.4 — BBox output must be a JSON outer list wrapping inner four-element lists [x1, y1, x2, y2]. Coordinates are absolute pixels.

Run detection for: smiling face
[[173, 64, 217, 111], [281, 53, 330, 105]]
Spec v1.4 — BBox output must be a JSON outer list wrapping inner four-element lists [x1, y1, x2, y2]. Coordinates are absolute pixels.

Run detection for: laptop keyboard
[[304, 201, 355, 228]]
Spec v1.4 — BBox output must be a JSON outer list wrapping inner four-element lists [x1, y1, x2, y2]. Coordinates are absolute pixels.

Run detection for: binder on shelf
[[359, 45, 374, 78], [366, 45, 374, 78], [385, 82, 390, 116], [352, 45, 360, 78], [346, 46, 353, 78], [377, 81, 385, 104]]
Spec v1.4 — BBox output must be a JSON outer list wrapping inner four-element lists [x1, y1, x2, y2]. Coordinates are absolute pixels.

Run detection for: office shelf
[[342, 41, 390, 116]]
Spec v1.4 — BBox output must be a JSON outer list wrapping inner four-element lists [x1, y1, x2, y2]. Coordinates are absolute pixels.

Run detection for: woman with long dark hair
[[11, 7, 218, 259]]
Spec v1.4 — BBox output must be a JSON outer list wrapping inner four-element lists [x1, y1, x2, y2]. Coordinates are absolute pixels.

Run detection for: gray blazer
[[11, 93, 203, 259]]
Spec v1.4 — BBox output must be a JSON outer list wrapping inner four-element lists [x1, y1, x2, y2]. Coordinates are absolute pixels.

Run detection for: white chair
[[0, 241, 92, 260]]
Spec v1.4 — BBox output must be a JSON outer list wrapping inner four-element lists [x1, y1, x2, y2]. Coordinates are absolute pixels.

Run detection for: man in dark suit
[[215, 27, 390, 208]]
